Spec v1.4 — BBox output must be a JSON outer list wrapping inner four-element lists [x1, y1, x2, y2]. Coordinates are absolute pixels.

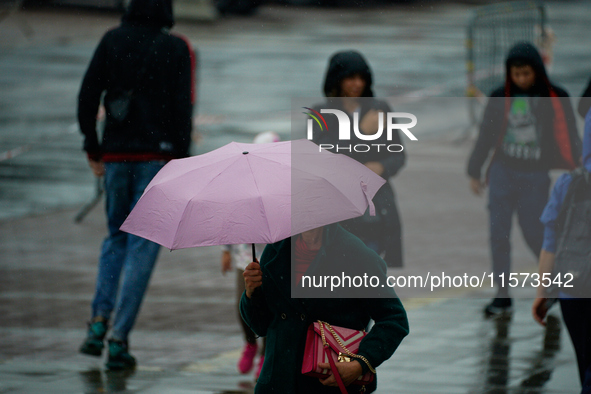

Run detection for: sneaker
[[237, 342, 258, 374], [484, 297, 513, 317], [79, 318, 108, 357], [105, 339, 136, 370], [254, 355, 264, 380]]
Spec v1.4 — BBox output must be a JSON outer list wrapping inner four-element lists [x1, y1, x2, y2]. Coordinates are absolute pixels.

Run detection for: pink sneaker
[[255, 355, 265, 380], [237, 342, 258, 374]]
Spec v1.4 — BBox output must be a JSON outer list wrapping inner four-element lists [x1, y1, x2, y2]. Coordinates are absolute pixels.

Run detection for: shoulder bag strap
[[324, 346, 348, 393], [320, 322, 348, 394], [555, 168, 586, 251]]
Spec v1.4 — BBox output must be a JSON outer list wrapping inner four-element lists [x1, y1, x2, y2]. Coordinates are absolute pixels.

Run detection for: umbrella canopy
[[120, 139, 386, 250]]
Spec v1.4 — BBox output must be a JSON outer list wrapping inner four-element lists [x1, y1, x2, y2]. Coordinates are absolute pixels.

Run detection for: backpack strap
[[555, 168, 589, 244], [549, 89, 577, 170]]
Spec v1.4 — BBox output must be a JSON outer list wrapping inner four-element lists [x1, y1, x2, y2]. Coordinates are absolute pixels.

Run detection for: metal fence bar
[[464, 1, 546, 139], [74, 176, 104, 223]]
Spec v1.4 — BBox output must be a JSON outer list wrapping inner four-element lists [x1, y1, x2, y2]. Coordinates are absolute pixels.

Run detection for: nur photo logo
[[303, 107, 418, 153]]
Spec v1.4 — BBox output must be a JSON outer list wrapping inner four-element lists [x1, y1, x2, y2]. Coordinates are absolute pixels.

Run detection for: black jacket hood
[[122, 0, 174, 29], [323, 51, 374, 97], [505, 41, 550, 94]]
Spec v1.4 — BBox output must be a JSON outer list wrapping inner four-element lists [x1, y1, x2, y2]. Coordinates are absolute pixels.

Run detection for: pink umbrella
[[120, 139, 385, 256]]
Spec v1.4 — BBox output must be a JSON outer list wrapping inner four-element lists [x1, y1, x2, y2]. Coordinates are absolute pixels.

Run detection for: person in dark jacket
[[240, 224, 409, 393], [467, 42, 581, 317], [312, 51, 406, 268], [77, 0, 195, 370]]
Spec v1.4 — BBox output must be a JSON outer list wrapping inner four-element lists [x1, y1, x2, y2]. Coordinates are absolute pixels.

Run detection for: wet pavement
[[0, 141, 583, 393], [1, 1, 591, 393], [2, 1, 591, 218], [0, 204, 583, 394]]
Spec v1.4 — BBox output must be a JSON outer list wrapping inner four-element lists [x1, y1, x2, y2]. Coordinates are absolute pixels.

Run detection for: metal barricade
[[465, 1, 548, 138], [74, 176, 104, 223]]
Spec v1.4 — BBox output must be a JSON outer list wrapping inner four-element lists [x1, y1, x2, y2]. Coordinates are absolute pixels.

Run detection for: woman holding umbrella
[[240, 224, 409, 393], [119, 135, 406, 391], [311, 51, 406, 268]]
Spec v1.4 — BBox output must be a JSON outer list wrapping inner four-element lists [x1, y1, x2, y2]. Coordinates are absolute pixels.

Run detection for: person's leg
[[560, 299, 591, 392], [91, 162, 132, 320], [109, 161, 164, 343], [109, 235, 161, 342], [255, 335, 266, 380], [81, 163, 132, 356], [236, 267, 259, 374], [488, 162, 518, 298], [516, 171, 550, 259]]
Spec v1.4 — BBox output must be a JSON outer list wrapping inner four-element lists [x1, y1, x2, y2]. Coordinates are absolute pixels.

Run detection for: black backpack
[[550, 168, 591, 297]]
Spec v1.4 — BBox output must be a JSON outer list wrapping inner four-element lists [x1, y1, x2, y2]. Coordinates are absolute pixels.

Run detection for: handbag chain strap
[[318, 320, 376, 374]]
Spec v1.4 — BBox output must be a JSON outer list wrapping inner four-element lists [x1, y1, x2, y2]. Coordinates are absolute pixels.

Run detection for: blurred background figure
[[221, 243, 267, 379], [77, 0, 195, 370], [312, 50, 406, 268], [533, 104, 591, 394], [467, 42, 580, 317], [253, 130, 281, 145]]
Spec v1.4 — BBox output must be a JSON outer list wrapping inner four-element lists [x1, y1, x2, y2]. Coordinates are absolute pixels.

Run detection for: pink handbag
[[302, 320, 375, 393]]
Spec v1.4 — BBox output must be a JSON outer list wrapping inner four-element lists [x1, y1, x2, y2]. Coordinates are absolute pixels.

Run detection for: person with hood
[[77, 0, 195, 370], [467, 41, 581, 317], [312, 50, 406, 268], [532, 110, 591, 394]]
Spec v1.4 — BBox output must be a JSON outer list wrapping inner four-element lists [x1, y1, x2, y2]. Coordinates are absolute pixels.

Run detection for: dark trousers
[[487, 161, 550, 295], [560, 298, 591, 393]]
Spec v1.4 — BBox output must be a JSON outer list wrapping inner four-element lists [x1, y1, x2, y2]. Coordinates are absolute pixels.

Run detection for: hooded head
[[584, 110, 591, 172], [122, 0, 174, 29], [504, 41, 551, 94], [323, 51, 374, 98]]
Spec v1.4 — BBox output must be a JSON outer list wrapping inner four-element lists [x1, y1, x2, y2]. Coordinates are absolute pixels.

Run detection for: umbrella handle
[[251, 243, 257, 263]]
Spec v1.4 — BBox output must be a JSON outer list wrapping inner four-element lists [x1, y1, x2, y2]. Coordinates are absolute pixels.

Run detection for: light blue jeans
[[91, 161, 165, 342]]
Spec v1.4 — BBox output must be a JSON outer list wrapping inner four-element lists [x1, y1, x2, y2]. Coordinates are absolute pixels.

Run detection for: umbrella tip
[[242, 151, 249, 155]]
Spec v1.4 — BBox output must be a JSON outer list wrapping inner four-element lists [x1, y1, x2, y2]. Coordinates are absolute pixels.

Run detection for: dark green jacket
[[240, 224, 409, 393]]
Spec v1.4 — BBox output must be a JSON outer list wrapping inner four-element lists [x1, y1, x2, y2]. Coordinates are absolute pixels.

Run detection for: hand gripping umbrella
[[120, 139, 386, 261]]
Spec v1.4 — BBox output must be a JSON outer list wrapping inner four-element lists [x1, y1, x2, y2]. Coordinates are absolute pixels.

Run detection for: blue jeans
[[91, 161, 165, 342], [488, 161, 550, 295]]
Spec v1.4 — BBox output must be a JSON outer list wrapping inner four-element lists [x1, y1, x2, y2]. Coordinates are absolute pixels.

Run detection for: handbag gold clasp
[[337, 352, 351, 363]]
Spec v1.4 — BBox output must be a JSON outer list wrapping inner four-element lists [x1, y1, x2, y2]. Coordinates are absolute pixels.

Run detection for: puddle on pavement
[[79, 368, 136, 393], [482, 314, 562, 392]]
